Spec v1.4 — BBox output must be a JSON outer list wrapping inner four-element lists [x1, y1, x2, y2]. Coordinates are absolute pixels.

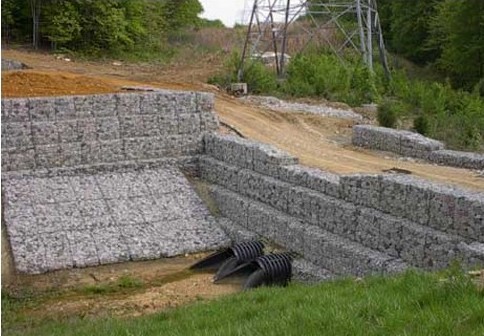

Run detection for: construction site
[[1, 0, 484, 333]]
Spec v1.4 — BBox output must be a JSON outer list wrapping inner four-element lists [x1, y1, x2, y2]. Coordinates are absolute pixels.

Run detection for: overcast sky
[[199, 0, 249, 27]]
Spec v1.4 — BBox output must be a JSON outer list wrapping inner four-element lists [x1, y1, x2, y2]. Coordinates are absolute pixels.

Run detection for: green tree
[[1, 0, 19, 42], [42, 0, 81, 49], [429, 0, 484, 89], [378, 0, 442, 65], [163, 0, 203, 31]]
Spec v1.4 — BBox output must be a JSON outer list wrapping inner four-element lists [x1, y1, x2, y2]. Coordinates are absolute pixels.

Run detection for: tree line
[[1, 0, 221, 54], [305, 0, 483, 91], [378, 0, 484, 91]]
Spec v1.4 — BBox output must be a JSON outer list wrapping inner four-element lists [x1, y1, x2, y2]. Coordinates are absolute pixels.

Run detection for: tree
[[377, 0, 442, 65], [1, 0, 206, 54], [163, 0, 203, 31], [42, 0, 81, 49], [429, 0, 484, 89], [1, 0, 18, 43], [28, 0, 43, 48]]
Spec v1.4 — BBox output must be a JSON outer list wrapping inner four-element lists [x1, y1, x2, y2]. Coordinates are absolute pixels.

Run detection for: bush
[[208, 51, 277, 94], [414, 115, 430, 135], [377, 99, 402, 128], [211, 49, 483, 151], [243, 61, 278, 94]]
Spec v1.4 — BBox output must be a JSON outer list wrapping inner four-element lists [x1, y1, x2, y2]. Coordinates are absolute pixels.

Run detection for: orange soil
[[2, 70, 120, 97]]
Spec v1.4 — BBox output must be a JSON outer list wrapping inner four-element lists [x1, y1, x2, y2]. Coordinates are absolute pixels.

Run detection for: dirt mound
[[2, 70, 120, 98]]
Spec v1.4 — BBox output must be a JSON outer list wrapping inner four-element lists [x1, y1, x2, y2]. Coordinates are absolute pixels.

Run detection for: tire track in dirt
[[3, 49, 482, 191]]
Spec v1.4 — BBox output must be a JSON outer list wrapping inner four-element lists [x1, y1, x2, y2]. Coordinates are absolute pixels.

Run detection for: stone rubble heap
[[1, 58, 28, 71]]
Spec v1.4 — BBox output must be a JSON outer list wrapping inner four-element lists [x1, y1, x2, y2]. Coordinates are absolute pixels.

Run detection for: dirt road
[[2, 49, 483, 191]]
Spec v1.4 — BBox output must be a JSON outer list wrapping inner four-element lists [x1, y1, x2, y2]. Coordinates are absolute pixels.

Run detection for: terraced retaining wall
[[352, 125, 484, 170], [1, 91, 218, 171], [1, 91, 229, 274], [200, 133, 484, 277]]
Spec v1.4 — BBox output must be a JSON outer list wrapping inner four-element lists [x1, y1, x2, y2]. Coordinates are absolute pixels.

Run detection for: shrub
[[243, 61, 278, 94], [377, 99, 402, 128], [210, 49, 484, 151], [414, 115, 430, 135]]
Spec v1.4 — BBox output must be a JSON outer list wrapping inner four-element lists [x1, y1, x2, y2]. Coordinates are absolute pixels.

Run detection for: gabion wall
[[1, 91, 218, 171], [200, 133, 484, 277], [352, 125, 484, 170], [1, 91, 230, 274]]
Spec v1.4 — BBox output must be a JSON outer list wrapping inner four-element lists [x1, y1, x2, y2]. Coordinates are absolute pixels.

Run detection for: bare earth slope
[[2, 49, 483, 191]]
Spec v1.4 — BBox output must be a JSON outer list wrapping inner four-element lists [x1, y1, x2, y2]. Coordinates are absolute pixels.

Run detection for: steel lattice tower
[[238, 0, 390, 80]]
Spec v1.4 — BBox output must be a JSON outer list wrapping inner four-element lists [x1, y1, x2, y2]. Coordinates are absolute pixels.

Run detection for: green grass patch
[[3, 270, 483, 336], [79, 275, 144, 296]]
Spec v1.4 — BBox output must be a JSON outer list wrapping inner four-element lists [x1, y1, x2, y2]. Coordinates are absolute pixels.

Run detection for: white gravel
[[241, 95, 364, 121]]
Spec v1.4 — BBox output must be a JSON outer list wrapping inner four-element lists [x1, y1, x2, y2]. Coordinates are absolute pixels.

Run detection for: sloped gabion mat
[[2, 166, 229, 274]]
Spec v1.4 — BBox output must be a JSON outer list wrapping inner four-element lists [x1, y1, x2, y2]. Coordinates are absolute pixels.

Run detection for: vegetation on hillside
[[378, 0, 484, 91], [1, 0, 220, 58], [210, 49, 484, 151], [3, 269, 484, 336]]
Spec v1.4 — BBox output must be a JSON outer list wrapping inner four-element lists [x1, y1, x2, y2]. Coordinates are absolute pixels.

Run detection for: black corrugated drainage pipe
[[213, 252, 293, 290], [190, 241, 265, 279]]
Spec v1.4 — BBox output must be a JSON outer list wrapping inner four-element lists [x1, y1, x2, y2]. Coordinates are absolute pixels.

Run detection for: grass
[[79, 275, 144, 296], [2, 269, 483, 336]]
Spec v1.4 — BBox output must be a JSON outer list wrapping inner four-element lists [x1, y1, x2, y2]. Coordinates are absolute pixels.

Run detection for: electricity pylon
[[238, 0, 390, 81]]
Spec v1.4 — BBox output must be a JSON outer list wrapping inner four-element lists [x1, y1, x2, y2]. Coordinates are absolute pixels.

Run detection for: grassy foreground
[[2, 269, 484, 336]]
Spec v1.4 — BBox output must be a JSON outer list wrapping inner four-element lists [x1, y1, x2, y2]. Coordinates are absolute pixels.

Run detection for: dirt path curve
[[2, 49, 483, 191]]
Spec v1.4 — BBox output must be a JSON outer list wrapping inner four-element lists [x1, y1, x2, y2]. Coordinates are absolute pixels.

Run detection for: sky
[[199, 1, 306, 27], [199, 0, 249, 27]]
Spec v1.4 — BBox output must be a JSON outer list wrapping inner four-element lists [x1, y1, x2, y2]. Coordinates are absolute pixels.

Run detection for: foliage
[[80, 276, 144, 295], [41, 1, 81, 47], [377, 99, 403, 128], [209, 52, 278, 94], [3, 270, 484, 336], [377, 0, 441, 65], [163, 0, 203, 32], [414, 115, 430, 136], [281, 53, 380, 106], [428, 0, 484, 89], [198, 18, 225, 29], [1, 0, 204, 54], [211, 48, 483, 151], [378, 0, 484, 91], [384, 69, 484, 150]]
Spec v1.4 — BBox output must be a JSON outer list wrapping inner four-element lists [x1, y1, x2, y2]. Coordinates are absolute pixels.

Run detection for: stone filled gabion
[[352, 124, 484, 169], [201, 133, 484, 276], [1, 91, 219, 171], [2, 91, 230, 274], [3, 168, 230, 274]]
